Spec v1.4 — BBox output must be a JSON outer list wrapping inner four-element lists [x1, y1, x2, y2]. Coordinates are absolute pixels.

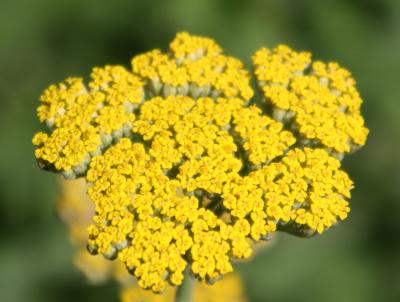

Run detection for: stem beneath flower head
[[175, 268, 194, 302]]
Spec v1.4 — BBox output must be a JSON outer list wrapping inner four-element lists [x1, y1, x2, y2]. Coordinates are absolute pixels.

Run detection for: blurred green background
[[1, 0, 399, 301]]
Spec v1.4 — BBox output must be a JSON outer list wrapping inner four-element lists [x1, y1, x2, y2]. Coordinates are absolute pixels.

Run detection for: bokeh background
[[1, 0, 399, 301]]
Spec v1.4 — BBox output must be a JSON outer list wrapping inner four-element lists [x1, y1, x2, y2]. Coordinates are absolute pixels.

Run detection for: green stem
[[175, 268, 194, 302]]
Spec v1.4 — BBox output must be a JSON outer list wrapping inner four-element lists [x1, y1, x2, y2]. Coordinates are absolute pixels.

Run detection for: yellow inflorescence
[[33, 66, 143, 176], [253, 45, 369, 154], [33, 32, 368, 293], [84, 95, 298, 290], [132, 32, 253, 101], [58, 178, 248, 302], [170, 32, 222, 60], [249, 148, 352, 234], [232, 105, 296, 166]]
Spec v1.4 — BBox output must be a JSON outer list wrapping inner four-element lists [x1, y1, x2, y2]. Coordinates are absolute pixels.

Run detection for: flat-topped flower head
[[32, 66, 144, 178], [33, 32, 368, 293], [84, 95, 298, 291], [58, 177, 248, 302], [253, 45, 369, 156], [58, 178, 247, 302]]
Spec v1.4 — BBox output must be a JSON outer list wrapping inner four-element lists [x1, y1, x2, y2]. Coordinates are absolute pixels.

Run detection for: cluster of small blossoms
[[32, 67, 144, 178], [253, 45, 369, 157], [33, 32, 368, 293], [132, 32, 253, 101], [57, 178, 248, 302]]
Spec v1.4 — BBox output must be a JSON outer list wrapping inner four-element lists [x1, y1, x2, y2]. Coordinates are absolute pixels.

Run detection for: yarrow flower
[[252, 45, 368, 156], [33, 32, 368, 294], [58, 178, 248, 302]]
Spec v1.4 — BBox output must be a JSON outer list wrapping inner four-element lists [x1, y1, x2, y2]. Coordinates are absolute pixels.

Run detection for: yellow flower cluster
[[232, 105, 296, 166], [253, 45, 369, 155], [249, 148, 352, 234], [132, 32, 253, 101], [33, 32, 368, 293], [57, 178, 248, 302], [33, 66, 144, 177], [83, 94, 299, 290]]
